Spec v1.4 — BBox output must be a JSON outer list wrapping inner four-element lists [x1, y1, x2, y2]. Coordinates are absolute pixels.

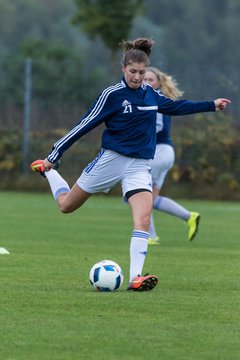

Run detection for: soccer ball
[[89, 260, 124, 291]]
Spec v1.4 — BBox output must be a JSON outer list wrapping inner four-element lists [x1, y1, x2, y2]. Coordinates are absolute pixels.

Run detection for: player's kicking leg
[[30, 159, 91, 212]]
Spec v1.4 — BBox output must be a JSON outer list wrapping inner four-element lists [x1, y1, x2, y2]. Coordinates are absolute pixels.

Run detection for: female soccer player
[[144, 67, 200, 244], [31, 38, 230, 291]]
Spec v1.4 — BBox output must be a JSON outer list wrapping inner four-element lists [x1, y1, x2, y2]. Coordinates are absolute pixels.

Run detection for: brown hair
[[147, 66, 184, 100], [120, 38, 155, 67]]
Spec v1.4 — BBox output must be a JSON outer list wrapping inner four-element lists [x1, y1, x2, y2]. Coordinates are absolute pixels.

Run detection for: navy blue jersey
[[156, 114, 172, 145], [155, 89, 172, 146], [47, 78, 215, 163]]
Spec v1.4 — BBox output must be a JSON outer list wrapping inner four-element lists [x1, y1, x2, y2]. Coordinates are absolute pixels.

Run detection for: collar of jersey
[[121, 77, 142, 92]]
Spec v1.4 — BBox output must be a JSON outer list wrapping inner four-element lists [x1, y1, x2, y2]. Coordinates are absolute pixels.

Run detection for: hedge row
[[1, 113, 240, 199]]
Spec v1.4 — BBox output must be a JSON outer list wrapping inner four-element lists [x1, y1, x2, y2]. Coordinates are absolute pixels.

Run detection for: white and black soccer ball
[[89, 260, 124, 291]]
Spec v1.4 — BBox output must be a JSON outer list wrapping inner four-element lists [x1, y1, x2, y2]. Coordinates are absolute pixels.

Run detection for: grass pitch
[[0, 192, 240, 360]]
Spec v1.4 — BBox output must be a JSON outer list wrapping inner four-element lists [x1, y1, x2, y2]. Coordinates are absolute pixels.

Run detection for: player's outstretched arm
[[214, 98, 231, 111]]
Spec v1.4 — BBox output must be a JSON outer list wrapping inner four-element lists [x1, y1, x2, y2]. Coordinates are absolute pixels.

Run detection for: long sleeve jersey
[[47, 77, 215, 163], [155, 89, 173, 146], [156, 113, 172, 145]]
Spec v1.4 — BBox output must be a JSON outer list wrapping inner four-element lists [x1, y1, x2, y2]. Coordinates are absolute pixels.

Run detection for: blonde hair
[[147, 66, 184, 100], [120, 38, 155, 67]]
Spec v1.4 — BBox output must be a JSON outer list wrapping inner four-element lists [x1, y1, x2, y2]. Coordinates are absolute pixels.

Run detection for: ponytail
[[120, 38, 154, 66]]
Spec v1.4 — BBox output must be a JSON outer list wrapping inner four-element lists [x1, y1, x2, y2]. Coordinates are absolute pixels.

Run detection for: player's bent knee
[[57, 199, 76, 213], [58, 203, 74, 213]]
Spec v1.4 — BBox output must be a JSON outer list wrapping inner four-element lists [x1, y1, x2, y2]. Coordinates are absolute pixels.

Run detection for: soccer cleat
[[30, 159, 45, 177], [127, 273, 158, 291], [30, 159, 60, 177], [148, 236, 160, 245], [187, 212, 201, 241]]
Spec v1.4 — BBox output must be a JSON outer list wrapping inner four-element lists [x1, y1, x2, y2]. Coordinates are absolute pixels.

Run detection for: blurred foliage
[[0, 114, 240, 199], [1, 0, 239, 105], [0, 0, 239, 198], [72, 0, 144, 80], [167, 113, 240, 199], [145, 0, 240, 120], [1, 39, 104, 107], [72, 0, 144, 51], [0, 129, 23, 178]]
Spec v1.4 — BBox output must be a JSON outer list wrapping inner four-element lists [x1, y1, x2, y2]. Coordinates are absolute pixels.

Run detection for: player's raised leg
[[30, 159, 91, 212], [56, 182, 91, 213]]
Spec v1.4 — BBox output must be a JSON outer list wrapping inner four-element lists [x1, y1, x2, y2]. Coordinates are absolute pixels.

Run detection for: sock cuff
[[132, 230, 149, 240], [54, 187, 70, 200]]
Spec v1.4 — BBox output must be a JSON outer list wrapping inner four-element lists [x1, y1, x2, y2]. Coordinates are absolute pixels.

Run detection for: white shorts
[[77, 149, 152, 200], [150, 144, 175, 189]]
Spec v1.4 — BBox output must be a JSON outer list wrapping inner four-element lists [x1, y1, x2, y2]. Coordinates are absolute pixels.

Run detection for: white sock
[[154, 196, 190, 221], [149, 213, 157, 239], [45, 169, 70, 200], [129, 230, 149, 282]]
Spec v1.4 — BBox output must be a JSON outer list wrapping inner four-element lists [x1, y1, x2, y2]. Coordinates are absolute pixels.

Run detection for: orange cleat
[[127, 274, 158, 291], [30, 159, 45, 177], [30, 159, 60, 177]]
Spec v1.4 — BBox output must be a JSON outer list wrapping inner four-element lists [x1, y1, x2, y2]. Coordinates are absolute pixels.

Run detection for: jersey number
[[123, 105, 132, 113]]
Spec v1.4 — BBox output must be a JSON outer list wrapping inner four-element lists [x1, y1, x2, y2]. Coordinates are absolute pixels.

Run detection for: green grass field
[[1, 192, 240, 360]]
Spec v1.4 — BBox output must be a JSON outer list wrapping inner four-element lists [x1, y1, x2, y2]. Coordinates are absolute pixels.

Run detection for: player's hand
[[43, 158, 55, 171], [214, 98, 231, 111]]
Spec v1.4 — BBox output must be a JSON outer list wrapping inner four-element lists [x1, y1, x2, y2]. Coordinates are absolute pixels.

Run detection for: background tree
[[0, 0, 80, 56], [146, 0, 240, 121], [72, 0, 144, 81]]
